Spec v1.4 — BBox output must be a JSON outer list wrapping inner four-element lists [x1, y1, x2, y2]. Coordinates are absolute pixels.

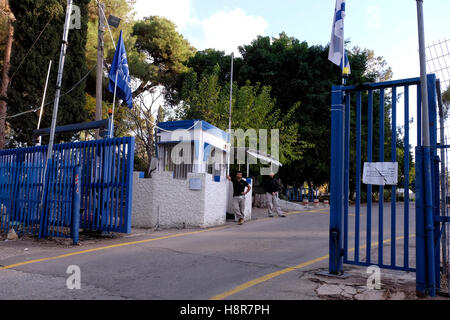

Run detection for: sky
[[133, 0, 450, 147]]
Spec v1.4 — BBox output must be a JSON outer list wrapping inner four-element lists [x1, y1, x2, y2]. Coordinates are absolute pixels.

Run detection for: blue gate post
[[71, 166, 81, 245], [38, 159, 52, 240], [124, 137, 135, 234], [427, 74, 441, 291], [416, 75, 439, 297], [423, 146, 437, 297], [329, 85, 345, 274], [416, 147, 427, 295]]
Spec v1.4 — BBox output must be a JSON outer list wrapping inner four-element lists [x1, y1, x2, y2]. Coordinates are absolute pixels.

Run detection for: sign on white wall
[[362, 162, 398, 186], [189, 178, 202, 190]]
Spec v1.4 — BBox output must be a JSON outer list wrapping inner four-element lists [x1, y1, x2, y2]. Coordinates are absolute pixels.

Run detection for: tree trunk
[[145, 121, 155, 178], [0, 4, 14, 150]]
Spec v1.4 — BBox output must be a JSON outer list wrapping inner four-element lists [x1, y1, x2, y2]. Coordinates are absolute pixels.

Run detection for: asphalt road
[[0, 208, 331, 300], [0, 203, 417, 300]]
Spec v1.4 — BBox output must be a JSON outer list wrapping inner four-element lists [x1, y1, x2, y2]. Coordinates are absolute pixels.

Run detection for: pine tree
[[7, 0, 90, 146]]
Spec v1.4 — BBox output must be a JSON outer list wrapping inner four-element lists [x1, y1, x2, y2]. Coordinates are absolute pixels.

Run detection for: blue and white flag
[[328, 0, 346, 68], [108, 30, 133, 109]]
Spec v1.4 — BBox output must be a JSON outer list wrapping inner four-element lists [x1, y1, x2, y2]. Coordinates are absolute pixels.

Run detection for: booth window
[[206, 148, 226, 178], [159, 142, 194, 180]]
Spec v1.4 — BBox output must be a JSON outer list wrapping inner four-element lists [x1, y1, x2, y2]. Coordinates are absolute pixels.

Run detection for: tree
[[238, 34, 395, 188], [85, 0, 136, 70], [124, 89, 162, 177], [0, 0, 14, 149], [130, 16, 196, 100], [7, 0, 90, 146], [110, 16, 196, 175], [443, 87, 450, 120], [176, 66, 305, 168], [83, 0, 136, 118], [444, 87, 450, 105], [176, 33, 394, 189]]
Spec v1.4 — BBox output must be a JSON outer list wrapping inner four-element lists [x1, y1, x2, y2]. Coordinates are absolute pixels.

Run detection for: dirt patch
[[1, 230, 124, 248], [306, 267, 448, 300]]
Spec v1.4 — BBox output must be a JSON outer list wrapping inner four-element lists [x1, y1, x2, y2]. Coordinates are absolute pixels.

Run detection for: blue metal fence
[[286, 187, 319, 202], [0, 137, 135, 240], [329, 75, 438, 275]]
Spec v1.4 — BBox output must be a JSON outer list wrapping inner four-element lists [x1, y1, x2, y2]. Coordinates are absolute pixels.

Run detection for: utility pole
[[45, 0, 73, 163], [0, 0, 15, 150], [95, 1, 105, 139]]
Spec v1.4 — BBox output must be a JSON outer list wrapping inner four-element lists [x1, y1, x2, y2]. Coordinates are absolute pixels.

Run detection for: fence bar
[[367, 90, 374, 265], [379, 88, 385, 267], [329, 85, 345, 274], [344, 92, 350, 261], [391, 87, 397, 267], [71, 166, 81, 245], [404, 85, 410, 269], [355, 91, 362, 263], [342, 77, 421, 92]]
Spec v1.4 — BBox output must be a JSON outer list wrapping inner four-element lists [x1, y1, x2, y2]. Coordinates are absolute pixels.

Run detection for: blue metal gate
[[329, 74, 446, 296], [0, 137, 135, 240]]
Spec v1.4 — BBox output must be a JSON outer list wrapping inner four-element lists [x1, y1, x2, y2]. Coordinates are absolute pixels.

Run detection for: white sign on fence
[[362, 162, 398, 186]]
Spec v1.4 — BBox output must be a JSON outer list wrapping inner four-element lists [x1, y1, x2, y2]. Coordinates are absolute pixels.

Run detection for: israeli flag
[[328, 0, 346, 67], [108, 30, 133, 109], [341, 50, 351, 75]]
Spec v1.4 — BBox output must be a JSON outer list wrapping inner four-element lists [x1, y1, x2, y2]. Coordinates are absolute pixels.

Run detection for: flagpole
[[341, 1, 346, 86], [227, 52, 234, 176], [110, 70, 119, 139], [37, 60, 52, 146]]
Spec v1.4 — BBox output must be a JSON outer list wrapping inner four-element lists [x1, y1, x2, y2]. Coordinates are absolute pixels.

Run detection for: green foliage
[[444, 87, 450, 105], [86, 0, 136, 69], [131, 16, 196, 99], [175, 67, 305, 166], [84, 0, 136, 101], [7, 0, 90, 145], [176, 33, 396, 188], [84, 93, 127, 137], [442, 87, 450, 120]]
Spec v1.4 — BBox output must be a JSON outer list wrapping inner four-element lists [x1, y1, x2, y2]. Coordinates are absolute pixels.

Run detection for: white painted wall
[[132, 171, 230, 229], [203, 175, 228, 227]]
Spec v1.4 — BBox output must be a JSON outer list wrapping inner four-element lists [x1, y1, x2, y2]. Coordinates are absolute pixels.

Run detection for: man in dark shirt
[[264, 172, 286, 218], [227, 171, 251, 225]]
